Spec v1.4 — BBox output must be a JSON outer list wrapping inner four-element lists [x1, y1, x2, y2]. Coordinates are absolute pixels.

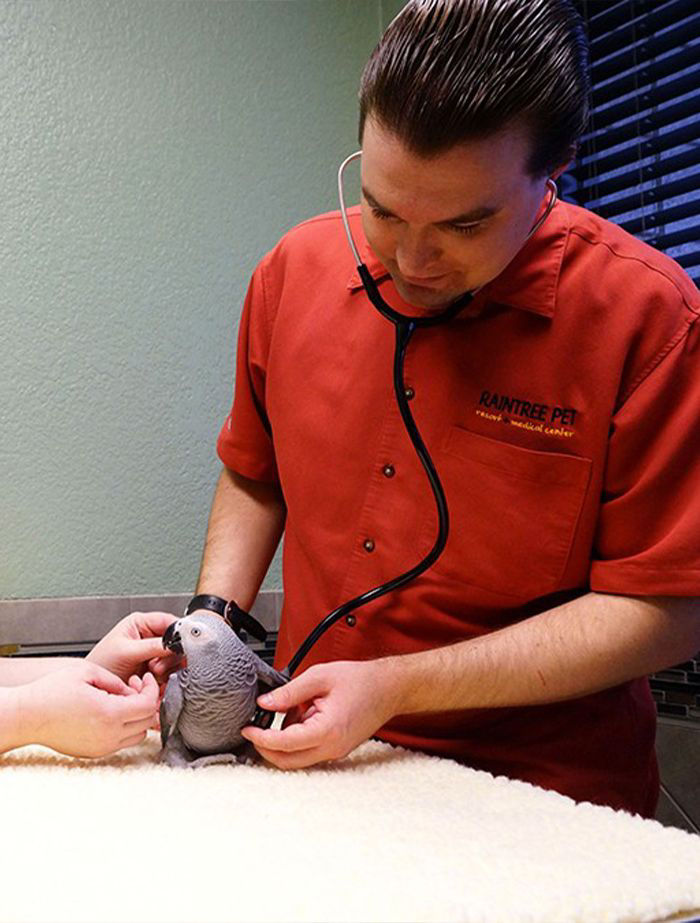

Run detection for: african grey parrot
[[159, 612, 287, 768]]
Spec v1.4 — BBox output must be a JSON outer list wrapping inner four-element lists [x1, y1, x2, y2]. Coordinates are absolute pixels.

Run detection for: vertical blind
[[566, 0, 700, 287]]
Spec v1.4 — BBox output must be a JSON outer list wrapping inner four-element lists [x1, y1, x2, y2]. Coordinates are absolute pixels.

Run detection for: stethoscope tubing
[[251, 153, 558, 726], [284, 317, 452, 677]]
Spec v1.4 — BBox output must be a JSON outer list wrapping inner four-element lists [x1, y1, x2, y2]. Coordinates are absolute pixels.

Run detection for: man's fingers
[[299, 704, 319, 722], [241, 712, 326, 753], [256, 669, 325, 713], [256, 745, 328, 770]]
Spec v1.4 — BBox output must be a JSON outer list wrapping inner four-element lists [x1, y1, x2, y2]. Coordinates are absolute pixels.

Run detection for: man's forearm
[[383, 593, 700, 715], [195, 466, 286, 610]]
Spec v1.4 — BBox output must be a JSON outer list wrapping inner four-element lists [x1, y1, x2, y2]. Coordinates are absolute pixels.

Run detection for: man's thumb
[[257, 671, 316, 712]]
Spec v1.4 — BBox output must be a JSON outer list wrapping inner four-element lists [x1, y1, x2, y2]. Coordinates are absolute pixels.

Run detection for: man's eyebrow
[[362, 186, 499, 224]]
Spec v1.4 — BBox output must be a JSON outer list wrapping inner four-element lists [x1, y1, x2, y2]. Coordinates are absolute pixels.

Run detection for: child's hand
[[22, 662, 159, 758], [128, 674, 164, 731], [87, 611, 183, 684]]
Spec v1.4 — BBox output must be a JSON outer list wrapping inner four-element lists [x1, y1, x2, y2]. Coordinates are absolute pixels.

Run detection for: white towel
[[1, 734, 699, 923]]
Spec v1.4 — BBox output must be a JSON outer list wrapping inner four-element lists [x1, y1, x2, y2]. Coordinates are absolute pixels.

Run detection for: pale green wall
[[380, 0, 407, 28], [1, 0, 388, 599]]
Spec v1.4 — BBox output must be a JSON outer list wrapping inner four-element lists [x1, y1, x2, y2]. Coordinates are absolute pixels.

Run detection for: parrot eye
[[190, 626, 202, 637]]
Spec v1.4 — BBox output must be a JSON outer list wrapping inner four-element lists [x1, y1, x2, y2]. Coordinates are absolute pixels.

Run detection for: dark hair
[[358, 0, 590, 176]]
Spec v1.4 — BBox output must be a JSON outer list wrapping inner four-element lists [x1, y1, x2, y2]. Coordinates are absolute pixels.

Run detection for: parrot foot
[[187, 741, 259, 768], [159, 743, 194, 769], [233, 740, 259, 766], [188, 752, 238, 768]]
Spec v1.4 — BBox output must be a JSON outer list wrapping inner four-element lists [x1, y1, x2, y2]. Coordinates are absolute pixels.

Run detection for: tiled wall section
[[655, 721, 700, 835], [650, 659, 700, 723], [1, 594, 698, 832], [0, 592, 283, 652]]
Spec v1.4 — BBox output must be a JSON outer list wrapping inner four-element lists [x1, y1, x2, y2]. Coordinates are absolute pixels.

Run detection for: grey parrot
[[159, 612, 287, 768]]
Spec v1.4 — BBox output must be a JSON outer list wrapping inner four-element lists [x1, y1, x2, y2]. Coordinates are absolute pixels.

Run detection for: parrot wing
[[253, 653, 288, 691], [160, 673, 184, 748]]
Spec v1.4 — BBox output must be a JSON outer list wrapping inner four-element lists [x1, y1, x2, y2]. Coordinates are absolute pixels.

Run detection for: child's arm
[[0, 663, 159, 757], [0, 657, 82, 686], [0, 610, 180, 687]]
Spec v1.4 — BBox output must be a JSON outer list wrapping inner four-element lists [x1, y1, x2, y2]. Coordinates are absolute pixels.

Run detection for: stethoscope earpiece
[[524, 177, 558, 244]]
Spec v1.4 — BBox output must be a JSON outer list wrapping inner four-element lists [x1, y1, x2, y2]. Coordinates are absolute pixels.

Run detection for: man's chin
[[394, 280, 465, 312]]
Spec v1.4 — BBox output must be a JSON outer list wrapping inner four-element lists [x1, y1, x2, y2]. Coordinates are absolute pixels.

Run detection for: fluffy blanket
[[1, 734, 699, 923]]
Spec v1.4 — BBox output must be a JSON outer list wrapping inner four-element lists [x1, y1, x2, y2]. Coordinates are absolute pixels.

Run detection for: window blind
[[567, 0, 700, 286]]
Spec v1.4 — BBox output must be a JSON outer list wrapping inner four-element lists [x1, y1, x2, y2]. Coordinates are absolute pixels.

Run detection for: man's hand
[[87, 610, 182, 684], [240, 659, 401, 769], [20, 662, 160, 758]]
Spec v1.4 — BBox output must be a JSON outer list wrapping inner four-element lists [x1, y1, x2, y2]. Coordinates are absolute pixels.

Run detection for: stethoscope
[[250, 154, 558, 728]]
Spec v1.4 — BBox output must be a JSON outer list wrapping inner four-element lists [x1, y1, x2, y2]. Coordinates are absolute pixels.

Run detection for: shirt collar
[[346, 200, 570, 319]]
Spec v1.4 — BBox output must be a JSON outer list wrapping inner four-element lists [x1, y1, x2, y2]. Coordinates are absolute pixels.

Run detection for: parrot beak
[[162, 621, 184, 655]]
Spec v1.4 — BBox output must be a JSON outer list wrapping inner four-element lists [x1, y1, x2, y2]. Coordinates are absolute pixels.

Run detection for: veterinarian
[[190, 0, 700, 815], [0, 611, 178, 756]]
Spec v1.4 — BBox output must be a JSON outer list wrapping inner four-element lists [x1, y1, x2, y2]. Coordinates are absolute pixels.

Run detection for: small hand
[[87, 610, 182, 684], [240, 659, 400, 769], [128, 673, 164, 730], [23, 662, 160, 758]]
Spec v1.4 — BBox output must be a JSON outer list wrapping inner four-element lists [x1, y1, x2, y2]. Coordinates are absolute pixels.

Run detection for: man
[[191, 0, 700, 815]]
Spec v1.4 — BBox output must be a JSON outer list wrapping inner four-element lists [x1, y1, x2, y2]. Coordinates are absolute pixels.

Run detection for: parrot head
[[162, 613, 235, 663]]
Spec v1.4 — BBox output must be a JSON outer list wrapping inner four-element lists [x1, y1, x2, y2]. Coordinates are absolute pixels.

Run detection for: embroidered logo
[[475, 389, 579, 440]]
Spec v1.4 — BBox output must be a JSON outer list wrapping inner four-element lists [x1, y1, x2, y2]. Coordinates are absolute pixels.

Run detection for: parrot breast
[[177, 655, 258, 755]]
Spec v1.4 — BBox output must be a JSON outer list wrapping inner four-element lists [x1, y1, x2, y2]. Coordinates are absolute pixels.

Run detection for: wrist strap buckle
[[185, 594, 268, 643], [224, 600, 268, 643]]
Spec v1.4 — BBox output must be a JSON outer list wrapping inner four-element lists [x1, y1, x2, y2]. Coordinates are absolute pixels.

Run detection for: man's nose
[[395, 226, 442, 275]]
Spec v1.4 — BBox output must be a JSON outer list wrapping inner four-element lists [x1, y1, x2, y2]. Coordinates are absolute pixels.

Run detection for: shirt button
[[345, 614, 356, 627], [363, 538, 375, 552], [382, 464, 395, 478], [404, 386, 415, 401]]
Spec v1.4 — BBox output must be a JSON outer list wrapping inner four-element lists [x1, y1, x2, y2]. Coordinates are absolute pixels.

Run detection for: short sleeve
[[590, 318, 700, 596], [216, 261, 279, 483]]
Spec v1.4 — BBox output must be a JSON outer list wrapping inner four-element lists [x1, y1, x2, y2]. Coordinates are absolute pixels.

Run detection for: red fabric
[[217, 201, 699, 815]]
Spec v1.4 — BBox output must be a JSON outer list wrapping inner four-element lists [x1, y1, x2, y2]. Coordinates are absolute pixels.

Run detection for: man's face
[[360, 117, 554, 311]]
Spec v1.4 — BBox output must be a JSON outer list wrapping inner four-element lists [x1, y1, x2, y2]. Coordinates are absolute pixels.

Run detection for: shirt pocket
[[423, 426, 592, 599]]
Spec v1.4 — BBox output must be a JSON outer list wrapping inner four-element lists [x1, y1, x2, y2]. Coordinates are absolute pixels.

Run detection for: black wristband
[[184, 594, 268, 644], [184, 594, 227, 618]]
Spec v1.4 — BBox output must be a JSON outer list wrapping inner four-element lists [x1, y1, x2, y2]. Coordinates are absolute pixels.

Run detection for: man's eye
[[370, 206, 395, 221], [451, 223, 481, 236], [370, 205, 481, 236]]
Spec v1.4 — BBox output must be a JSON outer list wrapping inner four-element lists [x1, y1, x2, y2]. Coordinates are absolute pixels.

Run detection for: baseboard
[[0, 591, 283, 648]]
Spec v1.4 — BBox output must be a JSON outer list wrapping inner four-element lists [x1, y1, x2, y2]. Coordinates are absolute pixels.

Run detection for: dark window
[[564, 0, 700, 287]]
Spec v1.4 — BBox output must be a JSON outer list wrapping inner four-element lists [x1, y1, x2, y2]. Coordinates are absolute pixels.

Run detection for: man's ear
[[549, 144, 579, 181], [550, 161, 573, 182]]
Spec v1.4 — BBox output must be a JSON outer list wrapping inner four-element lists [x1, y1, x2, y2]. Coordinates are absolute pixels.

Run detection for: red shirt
[[217, 201, 700, 815]]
